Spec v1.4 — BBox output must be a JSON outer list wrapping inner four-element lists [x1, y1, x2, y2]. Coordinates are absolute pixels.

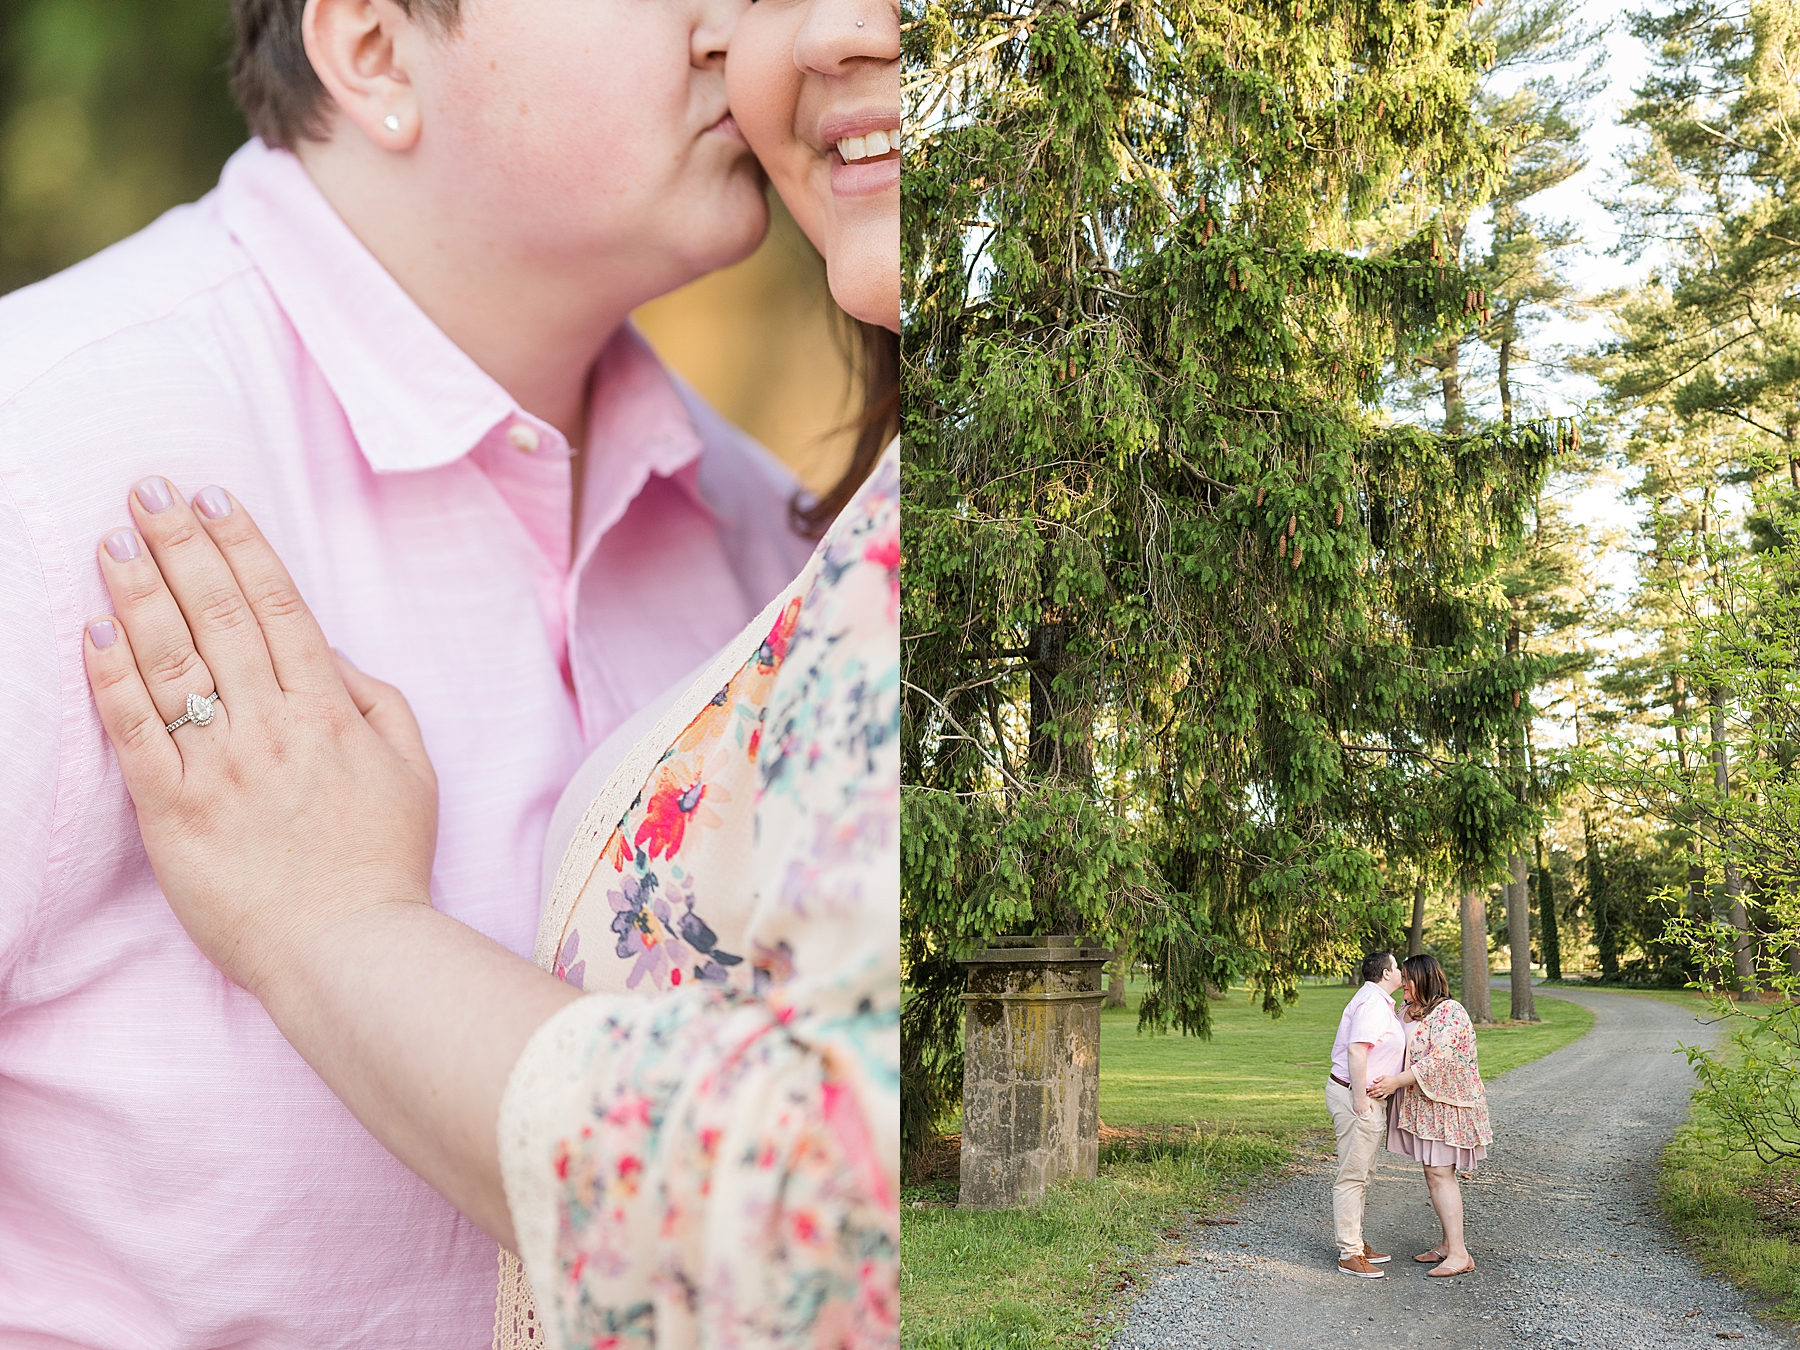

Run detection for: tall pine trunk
[[1673, 673, 1707, 920], [1104, 955, 1127, 1008], [1535, 836, 1561, 981], [1709, 689, 1753, 990], [1497, 314, 1515, 427], [1440, 336, 1465, 436], [1409, 873, 1427, 957], [1504, 612, 1534, 1018], [1507, 851, 1537, 1020], [1584, 809, 1618, 981], [1460, 879, 1493, 1023]]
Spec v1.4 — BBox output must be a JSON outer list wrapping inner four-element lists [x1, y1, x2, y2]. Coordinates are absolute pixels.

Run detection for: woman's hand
[[80, 479, 580, 1250], [1369, 1069, 1415, 1099], [82, 478, 438, 1000]]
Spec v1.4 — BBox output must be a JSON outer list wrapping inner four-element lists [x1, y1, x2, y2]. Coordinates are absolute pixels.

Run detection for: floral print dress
[[1389, 998, 1492, 1170], [491, 442, 899, 1350]]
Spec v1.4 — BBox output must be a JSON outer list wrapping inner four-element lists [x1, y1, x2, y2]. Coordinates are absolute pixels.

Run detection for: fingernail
[[194, 486, 232, 520], [88, 619, 116, 650], [104, 529, 140, 562], [135, 477, 173, 514]]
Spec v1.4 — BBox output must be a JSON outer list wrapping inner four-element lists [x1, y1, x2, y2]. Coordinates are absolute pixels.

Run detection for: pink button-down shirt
[[0, 141, 813, 1348]]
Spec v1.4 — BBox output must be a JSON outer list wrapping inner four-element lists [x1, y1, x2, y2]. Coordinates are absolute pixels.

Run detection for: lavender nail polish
[[135, 477, 173, 514], [88, 620, 116, 650], [194, 486, 232, 521], [104, 529, 139, 562]]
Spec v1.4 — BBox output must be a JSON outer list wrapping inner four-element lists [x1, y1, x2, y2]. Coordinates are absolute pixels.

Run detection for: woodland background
[[900, 0, 1800, 1164]]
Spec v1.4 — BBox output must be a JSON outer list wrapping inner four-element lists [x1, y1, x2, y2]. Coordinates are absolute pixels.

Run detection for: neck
[[297, 137, 645, 450]]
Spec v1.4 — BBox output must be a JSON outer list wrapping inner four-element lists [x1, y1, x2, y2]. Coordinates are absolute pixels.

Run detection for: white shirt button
[[507, 422, 541, 453]]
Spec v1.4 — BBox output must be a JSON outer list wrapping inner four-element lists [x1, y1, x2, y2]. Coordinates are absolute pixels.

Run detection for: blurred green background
[[0, 0, 243, 294], [0, 0, 855, 487]]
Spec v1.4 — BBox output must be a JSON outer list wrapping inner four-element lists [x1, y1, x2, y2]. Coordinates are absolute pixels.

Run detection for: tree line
[[901, 0, 1800, 1166]]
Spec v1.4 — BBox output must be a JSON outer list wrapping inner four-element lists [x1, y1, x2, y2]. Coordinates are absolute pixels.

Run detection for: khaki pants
[[1325, 1078, 1388, 1260]]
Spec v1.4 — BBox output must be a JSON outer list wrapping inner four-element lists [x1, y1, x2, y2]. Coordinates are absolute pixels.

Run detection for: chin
[[681, 170, 772, 274], [825, 246, 901, 331]]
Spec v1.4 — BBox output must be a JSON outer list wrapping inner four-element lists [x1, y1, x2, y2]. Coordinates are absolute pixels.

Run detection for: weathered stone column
[[958, 936, 1111, 1208]]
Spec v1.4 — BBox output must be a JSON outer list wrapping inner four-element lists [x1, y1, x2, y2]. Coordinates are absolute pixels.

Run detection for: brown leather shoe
[[1338, 1254, 1386, 1279], [1362, 1243, 1391, 1264]]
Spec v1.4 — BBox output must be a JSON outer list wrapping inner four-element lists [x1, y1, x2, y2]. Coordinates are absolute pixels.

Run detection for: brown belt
[[1330, 1073, 1350, 1089]]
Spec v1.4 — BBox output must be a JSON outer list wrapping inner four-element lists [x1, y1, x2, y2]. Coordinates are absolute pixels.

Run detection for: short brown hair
[[1359, 950, 1396, 985], [229, 0, 461, 149]]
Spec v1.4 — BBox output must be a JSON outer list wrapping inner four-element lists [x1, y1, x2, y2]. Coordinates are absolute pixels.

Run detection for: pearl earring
[[383, 114, 402, 132]]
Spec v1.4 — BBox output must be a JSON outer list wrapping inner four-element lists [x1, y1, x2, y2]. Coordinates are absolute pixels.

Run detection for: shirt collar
[[215, 139, 706, 491]]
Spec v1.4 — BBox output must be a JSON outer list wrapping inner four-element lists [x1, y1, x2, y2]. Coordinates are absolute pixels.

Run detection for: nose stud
[[857, 18, 865, 24]]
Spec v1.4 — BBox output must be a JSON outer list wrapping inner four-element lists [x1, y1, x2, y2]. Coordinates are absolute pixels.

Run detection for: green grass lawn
[[902, 1131, 1291, 1350], [1097, 983, 1594, 1130], [902, 982, 1596, 1349]]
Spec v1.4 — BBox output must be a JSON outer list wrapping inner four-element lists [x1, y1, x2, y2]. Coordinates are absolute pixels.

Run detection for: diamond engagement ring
[[165, 692, 221, 735]]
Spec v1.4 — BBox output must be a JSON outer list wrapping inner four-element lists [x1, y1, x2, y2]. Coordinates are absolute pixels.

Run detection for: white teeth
[[836, 128, 902, 162]]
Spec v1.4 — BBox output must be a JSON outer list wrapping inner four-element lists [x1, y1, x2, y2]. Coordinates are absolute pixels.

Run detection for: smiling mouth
[[835, 128, 901, 163]]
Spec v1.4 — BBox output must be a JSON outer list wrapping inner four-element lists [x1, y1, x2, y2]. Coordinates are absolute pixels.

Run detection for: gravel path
[[1110, 986, 1794, 1349]]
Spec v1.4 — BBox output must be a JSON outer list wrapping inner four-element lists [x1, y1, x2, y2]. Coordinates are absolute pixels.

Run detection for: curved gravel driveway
[[1110, 986, 1795, 1349]]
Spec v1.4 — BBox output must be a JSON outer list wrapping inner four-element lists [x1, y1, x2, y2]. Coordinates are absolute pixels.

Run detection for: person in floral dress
[[1367, 953, 1492, 1278]]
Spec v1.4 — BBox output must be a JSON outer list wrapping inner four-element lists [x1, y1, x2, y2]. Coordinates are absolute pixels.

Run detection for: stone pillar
[[958, 936, 1111, 1208]]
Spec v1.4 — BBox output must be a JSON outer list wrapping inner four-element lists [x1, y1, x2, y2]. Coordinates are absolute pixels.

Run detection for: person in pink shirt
[[0, 0, 822, 1344], [1327, 949, 1407, 1279]]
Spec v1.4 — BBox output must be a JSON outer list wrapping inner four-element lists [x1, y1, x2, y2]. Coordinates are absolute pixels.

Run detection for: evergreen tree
[[902, 0, 1563, 1149]]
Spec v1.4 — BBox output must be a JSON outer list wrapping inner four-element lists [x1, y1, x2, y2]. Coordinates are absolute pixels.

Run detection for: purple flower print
[[554, 930, 587, 990]]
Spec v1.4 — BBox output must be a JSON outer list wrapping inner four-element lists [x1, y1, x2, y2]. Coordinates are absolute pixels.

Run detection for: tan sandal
[[1427, 1258, 1474, 1278], [1413, 1248, 1445, 1263]]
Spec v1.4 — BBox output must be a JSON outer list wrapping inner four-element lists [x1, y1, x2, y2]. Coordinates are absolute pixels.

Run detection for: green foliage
[[901, 0, 1566, 1152], [1, 0, 245, 294], [1583, 0, 1800, 1009], [1602, 0, 1800, 450], [1662, 1029, 1800, 1324]]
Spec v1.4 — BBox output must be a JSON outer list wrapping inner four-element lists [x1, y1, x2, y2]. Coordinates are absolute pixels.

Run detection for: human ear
[[302, 0, 423, 149]]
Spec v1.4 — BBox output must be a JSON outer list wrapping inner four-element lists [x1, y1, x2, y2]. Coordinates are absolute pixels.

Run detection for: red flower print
[[617, 1156, 643, 1191], [864, 532, 900, 572], [756, 597, 804, 672], [634, 780, 704, 859]]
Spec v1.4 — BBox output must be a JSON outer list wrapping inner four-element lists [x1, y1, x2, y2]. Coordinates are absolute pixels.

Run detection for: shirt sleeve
[[0, 472, 64, 994], [497, 443, 900, 1348], [1346, 993, 1392, 1046]]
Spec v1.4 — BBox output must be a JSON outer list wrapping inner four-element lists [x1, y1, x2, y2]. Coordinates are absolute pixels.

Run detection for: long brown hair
[[793, 318, 899, 538], [1401, 953, 1451, 1021]]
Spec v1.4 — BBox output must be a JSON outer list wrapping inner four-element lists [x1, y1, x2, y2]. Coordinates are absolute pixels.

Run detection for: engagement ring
[[165, 692, 221, 735]]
